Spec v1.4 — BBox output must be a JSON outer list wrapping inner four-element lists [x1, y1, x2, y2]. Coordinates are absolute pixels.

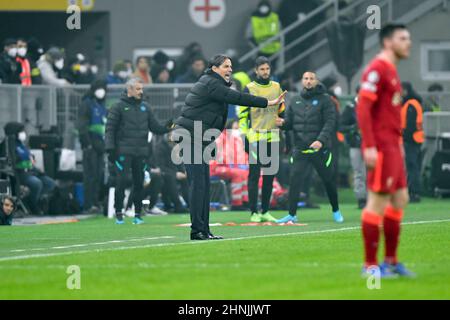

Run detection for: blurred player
[[357, 24, 415, 277]]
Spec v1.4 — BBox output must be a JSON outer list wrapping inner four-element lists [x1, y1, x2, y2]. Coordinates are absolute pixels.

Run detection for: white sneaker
[[147, 206, 168, 216]]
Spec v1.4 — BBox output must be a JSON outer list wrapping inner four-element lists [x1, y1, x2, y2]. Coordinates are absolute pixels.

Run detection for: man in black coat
[[105, 77, 172, 224], [174, 54, 286, 240], [340, 86, 367, 209], [0, 38, 20, 84], [277, 71, 344, 224], [77, 79, 108, 214]]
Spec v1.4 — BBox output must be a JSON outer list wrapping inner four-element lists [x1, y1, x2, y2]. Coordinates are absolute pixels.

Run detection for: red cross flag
[[189, 0, 226, 28]]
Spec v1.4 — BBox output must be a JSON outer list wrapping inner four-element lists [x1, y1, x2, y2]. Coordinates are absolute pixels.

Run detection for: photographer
[[0, 195, 15, 225]]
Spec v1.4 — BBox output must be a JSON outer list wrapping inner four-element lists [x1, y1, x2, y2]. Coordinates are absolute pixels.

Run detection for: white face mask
[[166, 60, 175, 71], [118, 71, 128, 79], [94, 88, 106, 100], [91, 65, 98, 74], [259, 5, 270, 14], [55, 59, 64, 70], [17, 47, 27, 57], [7, 47, 17, 57], [18, 131, 27, 142], [79, 64, 88, 74], [333, 86, 343, 97]]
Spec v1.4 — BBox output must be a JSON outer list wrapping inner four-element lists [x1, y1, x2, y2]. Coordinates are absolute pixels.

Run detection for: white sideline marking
[[9, 236, 174, 253], [1, 219, 449, 262]]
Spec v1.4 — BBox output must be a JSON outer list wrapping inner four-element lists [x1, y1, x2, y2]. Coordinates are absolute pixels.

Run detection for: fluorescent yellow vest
[[251, 12, 281, 55], [239, 80, 284, 143]]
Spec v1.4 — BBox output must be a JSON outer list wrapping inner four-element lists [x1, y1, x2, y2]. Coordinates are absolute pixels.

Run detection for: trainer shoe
[[361, 264, 398, 279], [333, 210, 344, 223], [132, 217, 144, 225], [260, 212, 278, 223], [146, 206, 168, 216], [380, 262, 416, 278], [115, 219, 125, 225], [250, 212, 262, 223], [276, 214, 298, 224]]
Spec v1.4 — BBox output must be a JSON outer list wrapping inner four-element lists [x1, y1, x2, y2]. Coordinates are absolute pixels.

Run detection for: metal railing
[[239, 0, 446, 75], [0, 84, 193, 146]]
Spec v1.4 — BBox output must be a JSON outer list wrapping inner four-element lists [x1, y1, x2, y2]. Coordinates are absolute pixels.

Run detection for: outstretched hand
[[268, 90, 287, 106]]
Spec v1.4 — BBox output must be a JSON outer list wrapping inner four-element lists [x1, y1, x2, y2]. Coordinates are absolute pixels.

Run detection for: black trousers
[[127, 171, 162, 210], [247, 141, 278, 214], [114, 155, 146, 214], [404, 142, 421, 195], [161, 171, 187, 210], [288, 148, 339, 215], [185, 163, 210, 235], [82, 148, 104, 210]]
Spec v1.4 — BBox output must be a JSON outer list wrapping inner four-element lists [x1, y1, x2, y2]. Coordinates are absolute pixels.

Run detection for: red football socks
[[362, 210, 383, 267], [383, 206, 403, 265]]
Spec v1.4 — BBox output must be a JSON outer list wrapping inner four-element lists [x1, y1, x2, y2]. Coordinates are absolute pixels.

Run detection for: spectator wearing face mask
[[26, 37, 44, 84], [15, 38, 32, 86], [106, 60, 129, 84], [77, 80, 108, 214], [37, 47, 70, 85], [66, 53, 96, 84], [4, 122, 56, 215], [0, 38, 20, 84]]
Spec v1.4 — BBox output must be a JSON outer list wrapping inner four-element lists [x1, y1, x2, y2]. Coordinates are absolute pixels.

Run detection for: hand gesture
[[268, 90, 287, 106]]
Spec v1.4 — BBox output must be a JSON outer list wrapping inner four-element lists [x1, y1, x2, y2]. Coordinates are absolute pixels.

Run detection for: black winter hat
[[4, 122, 25, 136]]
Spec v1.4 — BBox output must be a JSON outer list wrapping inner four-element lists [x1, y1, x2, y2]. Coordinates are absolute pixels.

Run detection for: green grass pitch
[[0, 190, 449, 300]]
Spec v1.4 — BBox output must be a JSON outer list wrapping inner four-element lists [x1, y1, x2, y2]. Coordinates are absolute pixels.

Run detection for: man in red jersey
[[357, 24, 415, 278]]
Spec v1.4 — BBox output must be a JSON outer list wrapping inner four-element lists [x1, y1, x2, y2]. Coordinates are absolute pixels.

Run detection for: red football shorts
[[367, 146, 407, 194]]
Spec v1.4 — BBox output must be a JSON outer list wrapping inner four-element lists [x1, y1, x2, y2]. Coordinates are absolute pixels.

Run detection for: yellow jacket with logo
[[238, 80, 285, 143]]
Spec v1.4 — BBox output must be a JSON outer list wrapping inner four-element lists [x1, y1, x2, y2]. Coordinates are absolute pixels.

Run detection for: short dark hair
[[135, 56, 149, 66], [190, 55, 205, 65], [302, 71, 317, 78], [255, 56, 270, 68], [379, 23, 408, 47], [1, 195, 16, 209], [208, 54, 231, 69]]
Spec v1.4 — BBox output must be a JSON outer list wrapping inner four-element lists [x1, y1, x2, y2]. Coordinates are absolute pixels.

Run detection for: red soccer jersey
[[357, 56, 403, 149]]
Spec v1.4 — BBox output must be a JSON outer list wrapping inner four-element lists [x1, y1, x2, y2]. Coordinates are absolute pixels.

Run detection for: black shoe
[[190, 232, 210, 240], [208, 233, 223, 240]]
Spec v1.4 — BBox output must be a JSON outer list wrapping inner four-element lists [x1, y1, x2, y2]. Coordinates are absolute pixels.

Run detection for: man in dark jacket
[[105, 77, 172, 224], [340, 87, 367, 209], [401, 82, 424, 203], [174, 54, 286, 240], [277, 71, 344, 223], [77, 79, 108, 214], [0, 38, 20, 84]]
